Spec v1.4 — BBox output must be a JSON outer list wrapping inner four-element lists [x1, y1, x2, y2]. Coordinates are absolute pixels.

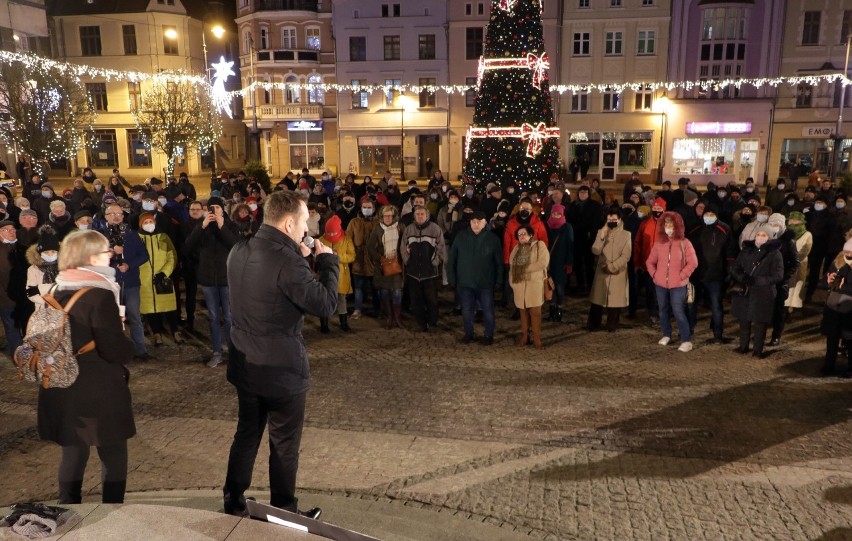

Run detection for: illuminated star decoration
[[210, 56, 235, 118], [497, 0, 517, 12]]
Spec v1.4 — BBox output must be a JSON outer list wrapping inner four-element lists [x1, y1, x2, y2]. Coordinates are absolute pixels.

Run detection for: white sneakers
[[351, 310, 362, 320], [677, 341, 693, 353], [206, 352, 223, 368], [658, 337, 671, 346]]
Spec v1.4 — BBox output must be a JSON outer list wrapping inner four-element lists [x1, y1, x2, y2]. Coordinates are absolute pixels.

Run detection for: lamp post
[[831, 33, 852, 184], [652, 96, 670, 184], [202, 24, 225, 180], [247, 34, 260, 162]]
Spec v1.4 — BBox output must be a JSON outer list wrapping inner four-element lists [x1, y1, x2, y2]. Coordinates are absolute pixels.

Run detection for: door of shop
[[601, 135, 617, 181], [419, 135, 440, 178]]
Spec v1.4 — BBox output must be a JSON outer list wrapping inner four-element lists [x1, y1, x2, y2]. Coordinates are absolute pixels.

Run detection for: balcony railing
[[255, 49, 319, 63], [254, 0, 318, 11], [254, 104, 323, 120]]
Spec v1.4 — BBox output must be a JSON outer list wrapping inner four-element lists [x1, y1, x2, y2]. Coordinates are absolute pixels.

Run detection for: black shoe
[[319, 318, 330, 334], [460, 334, 475, 344], [339, 314, 351, 332], [452, 307, 462, 316], [554, 308, 562, 322], [752, 351, 769, 359], [133, 353, 155, 362], [480, 336, 494, 346], [224, 496, 255, 517], [299, 507, 322, 520], [768, 338, 781, 347], [733, 346, 750, 354]]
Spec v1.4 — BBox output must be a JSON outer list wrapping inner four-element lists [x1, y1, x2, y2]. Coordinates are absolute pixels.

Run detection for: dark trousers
[[58, 442, 128, 504], [771, 285, 789, 340], [806, 248, 829, 297], [573, 242, 594, 291], [738, 320, 768, 354], [627, 262, 638, 316], [458, 286, 495, 338], [688, 280, 725, 339], [406, 276, 439, 328], [824, 335, 852, 373], [146, 311, 179, 334], [639, 270, 659, 316], [184, 268, 198, 325], [224, 389, 307, 512], [587, 303, 622, 332]]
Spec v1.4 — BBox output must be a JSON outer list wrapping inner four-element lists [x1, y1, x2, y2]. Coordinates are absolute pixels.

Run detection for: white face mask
[[838, 201, 847, 209], [637, 211, 646, 218], [41, 253, 58, 263], [664, 227, 674, 236], [814, 203, 826, 211], [777, 184, 785, 190], [41, 191, 51, 198], [94, 185, 103, 191], [77, 224, 89, 230], [142, 201, 157, 211], [362, 208, 374, 217], [756, 214, 769, 223], [142, 223, 156, 233], [157, 198, 168, 207], [2, 237, 16, 244], [132, 194, 142, 201], [787, 199, 795, 206], [248, 203, 258, 211]]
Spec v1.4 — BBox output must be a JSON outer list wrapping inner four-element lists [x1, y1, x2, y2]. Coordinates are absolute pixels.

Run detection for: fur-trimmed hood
[[654, 211, 686, 243]]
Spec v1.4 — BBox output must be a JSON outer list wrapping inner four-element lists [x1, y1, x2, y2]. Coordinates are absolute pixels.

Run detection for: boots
[[530, 306, 543, 349], [606, 308, 621, 332], [319, 318, 330, 334], [517, 309, 530, 346], [58, 480, 83, 504], [339, 314, 351, 332], [546, 305, 556, 322], [554, 306, 562, 322], [391, 303, 405, 328], [102, 480, 127, 504], [382, 300, 393, 329]]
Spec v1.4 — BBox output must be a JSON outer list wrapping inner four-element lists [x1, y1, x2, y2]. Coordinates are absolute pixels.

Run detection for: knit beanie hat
[[323, 214, 343, 242], [756, 224, 775, 237], [36, 226, 59, 252], [207, 196, 225, 210], [139, 212, 156, 227], [767, 213, 786, 236], [547, 204, 567, 229], [683, 189, 698, 205], [653, 197, 667, 210]]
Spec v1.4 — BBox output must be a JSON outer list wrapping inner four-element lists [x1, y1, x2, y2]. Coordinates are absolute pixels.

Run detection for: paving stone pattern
[[1, 291, 852, 540]]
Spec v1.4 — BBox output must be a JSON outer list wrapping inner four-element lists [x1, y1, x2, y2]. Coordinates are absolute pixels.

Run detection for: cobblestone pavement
[[2, 290, 852, 540]]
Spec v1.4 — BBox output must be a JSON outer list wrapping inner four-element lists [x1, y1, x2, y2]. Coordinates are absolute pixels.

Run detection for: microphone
[[303, 235, 315, 249]]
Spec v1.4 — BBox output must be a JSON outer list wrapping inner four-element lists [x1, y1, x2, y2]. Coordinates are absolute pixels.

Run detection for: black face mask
[[622, 207, 634, 217], [462, 213, 473, 221], [607, 221, 618, 229], [343, 201, 355, 209], [518, 210, 531, 223], [652, 210, 663, 219], [742, 213, 753, 222]]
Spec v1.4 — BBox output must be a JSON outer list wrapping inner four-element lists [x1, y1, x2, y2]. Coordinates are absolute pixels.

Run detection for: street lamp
[[202, 24, 225, 179], [652, 95, 670, 184], [831, 33, 852, 184]]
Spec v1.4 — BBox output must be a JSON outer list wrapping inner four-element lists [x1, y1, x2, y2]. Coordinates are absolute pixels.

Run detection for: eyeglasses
[[105, 212, 123, 216], [99, 249, 115, 256]]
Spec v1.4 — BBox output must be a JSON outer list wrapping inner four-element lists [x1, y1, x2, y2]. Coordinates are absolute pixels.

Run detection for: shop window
[[672, 138, 736, 175], [127, 130, 151, 167], [289, 126, 324, 170], [358, 142, 401, 176], [88, 129, 118, 167]]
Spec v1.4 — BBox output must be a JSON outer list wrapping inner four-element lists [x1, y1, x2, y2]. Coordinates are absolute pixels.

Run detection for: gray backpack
[[14, 287, 95, 389]]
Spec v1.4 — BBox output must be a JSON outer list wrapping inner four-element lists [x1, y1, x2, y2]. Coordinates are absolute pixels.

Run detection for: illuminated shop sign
[[685, 122, 752, 135], [287, 121, 324, 131]]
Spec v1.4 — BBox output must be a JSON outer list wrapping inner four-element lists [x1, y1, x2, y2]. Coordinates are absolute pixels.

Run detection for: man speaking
[[223, 190, 338, 518]]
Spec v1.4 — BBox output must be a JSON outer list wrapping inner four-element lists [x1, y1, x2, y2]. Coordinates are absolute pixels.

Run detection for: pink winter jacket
[[645, 211, 698, 289]]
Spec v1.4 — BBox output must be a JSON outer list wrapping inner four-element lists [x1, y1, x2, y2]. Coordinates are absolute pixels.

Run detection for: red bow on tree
[[521, 122, 548, 157], [497, 0, 517, 12], [526, 53, 550, 89]]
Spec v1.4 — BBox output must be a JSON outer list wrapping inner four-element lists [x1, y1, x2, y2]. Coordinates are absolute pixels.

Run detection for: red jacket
[[646, 211, 698, 289], [633, 216, 659, 270], [503, 214, 549, 263]]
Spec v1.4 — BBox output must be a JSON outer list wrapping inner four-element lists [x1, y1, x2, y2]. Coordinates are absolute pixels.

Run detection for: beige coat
[[785, 230, 813, 309], [590, 225, 632, 308], [509, 240, 550, 308]]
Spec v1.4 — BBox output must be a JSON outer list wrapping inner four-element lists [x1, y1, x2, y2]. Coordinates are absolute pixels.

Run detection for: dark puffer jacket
[[730, 240, 784, 324], [185, 216, 242, 287]]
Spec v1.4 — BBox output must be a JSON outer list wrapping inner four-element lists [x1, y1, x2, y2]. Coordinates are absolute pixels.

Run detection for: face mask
[[248, 203, 258, 211], [652, 210, 663, 219], [343, 200, 355, 209], [1, 237, 16, 244], [448, 199, 459, 206], [664, 227, 674, 236], [441, 186, 449, 192], [465, 189, 474, 197], [756, 214, 769, 223], [41, 253, 57, 263], [637, 211, 646, 218], [94, 185, 102, 192], [845, 256, 852, 265], [41, 191, 51, 198], [606, 221, 618, 229], [132, 194, 142, 201], [814, 204, 826, 211], [157, 198, 167, 207], [786, 199, 795, 207], [635, 186, 643, 193], [777, 184, 785, 190], [322, 176, 329, 181], [362, 208, 374, 217], [430, 194, 439, 200], [746, 187, 754, 193], [704, 216, 717, 225], [142, 201, 156, 211], [838, 202, 847, 209], [142, 223, 156, 233], [518, 210, 531, 221], [506, 188, 515, 194], [718, 191, 727, 198], [78, 224, 89, 230], [742, 213, 753, 222], [300, 189, 311, 197], [754, 236, 767, 247]]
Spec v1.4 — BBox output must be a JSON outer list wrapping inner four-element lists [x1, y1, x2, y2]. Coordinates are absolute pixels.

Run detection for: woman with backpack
[[36, 230, 135, 504]]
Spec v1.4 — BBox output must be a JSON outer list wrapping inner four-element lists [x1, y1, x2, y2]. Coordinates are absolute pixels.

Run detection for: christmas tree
[[464, 0, 560, 194]]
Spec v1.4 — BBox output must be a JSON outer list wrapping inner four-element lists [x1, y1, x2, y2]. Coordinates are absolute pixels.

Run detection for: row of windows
[[578, 0, 655, 7], [795, 81, 852, 108], [348, 34, 438, 61], [244, 27, 321, 52], [569, 87, 654, 112], [572, 30, 655, 56], [802, 10, 852, 45], [79, 25, 177, 57], [350, 78, 436, 109], [247, 74, 325, 105]]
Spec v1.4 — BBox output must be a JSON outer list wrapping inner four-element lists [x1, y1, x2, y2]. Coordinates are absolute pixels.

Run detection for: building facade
[[48, 0, 244, 181], [665, 0, 784, 186], [558, 0, 670, 185], [236, 0, 337, 178], [771, 0, 852, 184], [0, 0, 51, 173], [332, 0, 447, 180]]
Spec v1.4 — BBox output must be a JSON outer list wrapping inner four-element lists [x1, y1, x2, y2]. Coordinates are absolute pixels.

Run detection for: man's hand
[[112, 245, 124, 255], [202, 213, 215, 229], [118, 263, 129, 273], [828, 272, 837, 285], [314, 240, 333, 256], [299, 243, 311, 257]]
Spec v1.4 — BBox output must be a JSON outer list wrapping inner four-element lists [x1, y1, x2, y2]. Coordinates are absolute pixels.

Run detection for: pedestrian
[[509, 224, 550, 349], [223, 190, 334, 520], [185, 197, 240, 367], [448, 211, 502, 345], [425, 157, 433, 179], [805, 197, 836, 301], [39, 230, 135, 504], [504, 198, 548, 316], [0, 220, 27, 357], [25, 226, 60, 307], [645, 211, 698, 352], [587, 208, 632, 332], [820, 239, 852, 376], [568, 186, 603, 294], [319, 215, 355, 333], [367, 204, 405, 329], [401, 206, 446, 332], [545, 204, 574, 322], [784, 211, 812, 318], [767, 213, 799, 347], [687, 208, 734, 343], [730, 225, 784, 358], [346, 199, 378, 319], [633, 198, 666, 323], [137, 212, 183, 347]]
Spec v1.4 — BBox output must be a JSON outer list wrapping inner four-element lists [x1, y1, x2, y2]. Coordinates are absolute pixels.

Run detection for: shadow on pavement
[[812, 529, 852, 540]]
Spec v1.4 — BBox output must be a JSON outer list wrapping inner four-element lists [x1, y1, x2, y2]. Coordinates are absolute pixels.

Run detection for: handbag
[[153, 272, 173, 295], [727, 248, 770, 298], [380, 254, 402, 276], [544, 272, 555, 302], [827, 277, 852, 313], [679, 242, 695, 304]]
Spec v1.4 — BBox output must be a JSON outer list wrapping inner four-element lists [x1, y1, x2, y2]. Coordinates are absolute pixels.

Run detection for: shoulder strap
[[61, 287, 94, 313]]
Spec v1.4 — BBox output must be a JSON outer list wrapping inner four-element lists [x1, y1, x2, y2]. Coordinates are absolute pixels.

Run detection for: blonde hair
[[59, 230, 109, 271]]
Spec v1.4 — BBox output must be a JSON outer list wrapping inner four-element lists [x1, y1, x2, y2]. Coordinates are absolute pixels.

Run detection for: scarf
[[380, 222, 399, 257], [38, 261, 59, 284], [547, 216, 565, 229], [789, 223, 807, 239], [55, 266, 121, 310], [512, 242, 535, 283]]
